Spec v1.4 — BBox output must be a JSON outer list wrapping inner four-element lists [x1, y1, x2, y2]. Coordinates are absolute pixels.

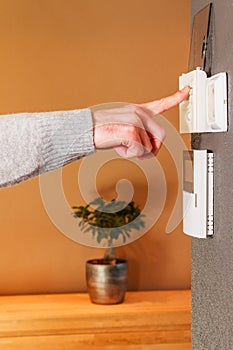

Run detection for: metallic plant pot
[[86, 258, 128, 305]]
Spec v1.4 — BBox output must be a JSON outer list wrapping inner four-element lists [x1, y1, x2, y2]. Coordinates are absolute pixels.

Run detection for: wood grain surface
[[0, 290, 191, 349]]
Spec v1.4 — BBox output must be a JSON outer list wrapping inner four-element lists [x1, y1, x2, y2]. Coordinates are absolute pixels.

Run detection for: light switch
[[179, 68, 227, 133], [183, 150, 214, 239]]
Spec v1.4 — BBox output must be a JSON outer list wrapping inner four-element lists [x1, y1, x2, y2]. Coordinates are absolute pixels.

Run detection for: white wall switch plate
[[183, 150, 214, 238], [179, 68, 227, 133]]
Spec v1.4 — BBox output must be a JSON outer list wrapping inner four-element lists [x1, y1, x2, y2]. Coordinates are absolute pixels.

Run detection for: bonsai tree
[[72, 197, 145, 261]]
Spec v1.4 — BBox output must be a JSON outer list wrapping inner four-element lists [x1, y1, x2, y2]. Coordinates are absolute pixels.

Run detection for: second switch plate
[[179, 68, 228, 134]]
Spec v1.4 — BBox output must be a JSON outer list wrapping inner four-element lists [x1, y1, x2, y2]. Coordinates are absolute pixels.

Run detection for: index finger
[[140, 86, 190, 115]]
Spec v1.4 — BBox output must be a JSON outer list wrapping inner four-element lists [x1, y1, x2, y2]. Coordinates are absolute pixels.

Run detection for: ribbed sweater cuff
[[38, 108, 95, 173]]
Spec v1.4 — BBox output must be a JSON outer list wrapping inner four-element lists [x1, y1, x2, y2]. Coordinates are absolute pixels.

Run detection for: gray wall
[[191, 1, 233, 349]]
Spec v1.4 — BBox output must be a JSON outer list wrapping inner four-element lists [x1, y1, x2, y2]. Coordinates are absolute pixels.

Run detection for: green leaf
[[72, 197, 145, 244]]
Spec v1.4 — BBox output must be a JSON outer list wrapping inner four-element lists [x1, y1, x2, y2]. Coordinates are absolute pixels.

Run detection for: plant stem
[[104, 247, 116, 261]]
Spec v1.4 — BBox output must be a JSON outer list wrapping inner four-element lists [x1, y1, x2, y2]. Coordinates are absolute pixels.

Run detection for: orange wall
[[0, 0, 190, 294]]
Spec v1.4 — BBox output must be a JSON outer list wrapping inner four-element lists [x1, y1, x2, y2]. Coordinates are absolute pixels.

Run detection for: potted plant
[[72, 197, 145, 304]]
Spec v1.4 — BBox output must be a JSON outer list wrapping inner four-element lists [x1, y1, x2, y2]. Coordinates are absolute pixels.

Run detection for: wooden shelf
[[0, 290, 191, 349]]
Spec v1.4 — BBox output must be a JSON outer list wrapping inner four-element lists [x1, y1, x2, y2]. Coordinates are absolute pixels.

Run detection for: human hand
[[92, 86, 190, 159]]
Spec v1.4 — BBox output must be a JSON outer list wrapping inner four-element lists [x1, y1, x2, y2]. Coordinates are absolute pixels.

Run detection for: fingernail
[[181, 86, 190, 92]]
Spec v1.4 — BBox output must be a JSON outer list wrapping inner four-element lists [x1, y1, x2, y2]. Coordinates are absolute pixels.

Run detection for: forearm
[[0, 108, 95, 187]]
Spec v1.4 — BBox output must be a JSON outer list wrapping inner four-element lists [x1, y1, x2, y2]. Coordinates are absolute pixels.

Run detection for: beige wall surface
[[0, 0, 190, 294]]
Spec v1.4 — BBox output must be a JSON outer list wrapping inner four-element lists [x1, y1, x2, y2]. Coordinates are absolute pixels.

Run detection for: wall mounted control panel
[[179, 68, 227, 133], [183, 150, 214, 238]]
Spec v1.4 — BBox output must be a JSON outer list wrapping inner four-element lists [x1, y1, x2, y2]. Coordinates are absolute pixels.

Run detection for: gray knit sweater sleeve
[[0, 108, 95, 187]]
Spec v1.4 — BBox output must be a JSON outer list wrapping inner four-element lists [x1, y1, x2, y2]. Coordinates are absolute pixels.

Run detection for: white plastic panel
[[179, 68, 227, 133], [183, 150, 214, 239]]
